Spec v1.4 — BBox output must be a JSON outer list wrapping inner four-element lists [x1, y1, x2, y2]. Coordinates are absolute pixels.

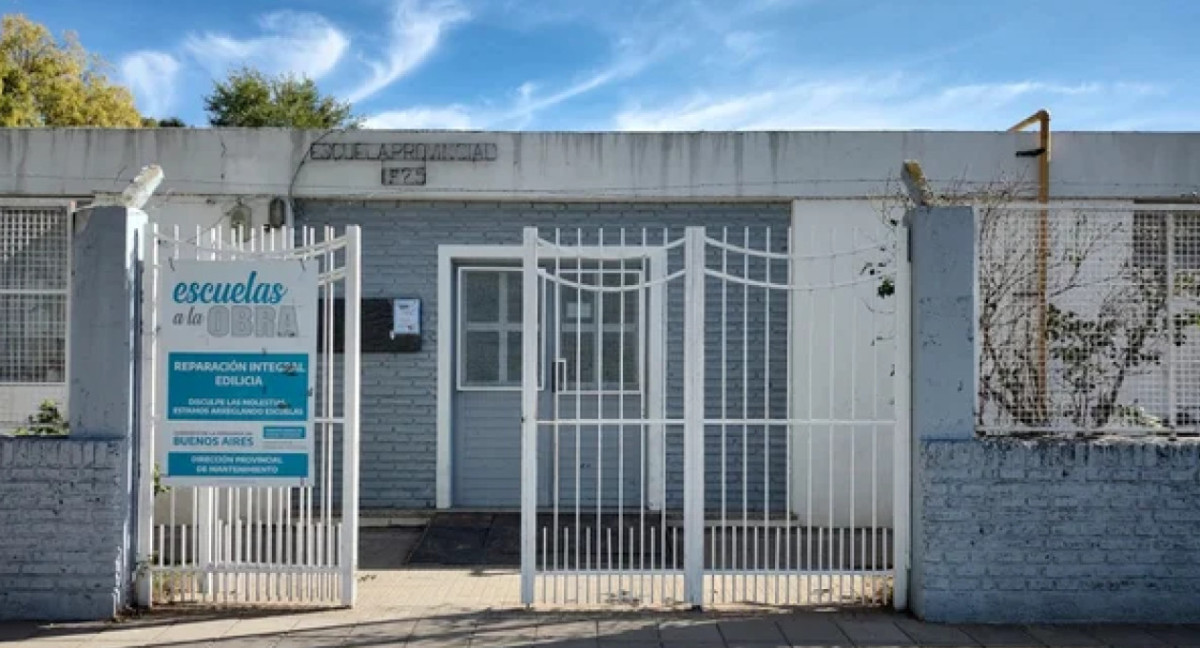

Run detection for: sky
[[13, 0, 1200, 131]]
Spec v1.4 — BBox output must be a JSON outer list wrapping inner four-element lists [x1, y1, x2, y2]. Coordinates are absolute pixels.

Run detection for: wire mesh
[[977, 204, 1200, 435], [0, 207, 69, 387]]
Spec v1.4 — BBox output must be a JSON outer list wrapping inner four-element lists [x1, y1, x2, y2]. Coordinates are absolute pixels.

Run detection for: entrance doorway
[[436, 244, 667, 511]]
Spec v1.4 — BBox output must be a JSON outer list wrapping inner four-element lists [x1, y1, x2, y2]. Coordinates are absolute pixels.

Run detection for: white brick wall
[[916, 438, 1200, 623], [0, 437, 129, 620]]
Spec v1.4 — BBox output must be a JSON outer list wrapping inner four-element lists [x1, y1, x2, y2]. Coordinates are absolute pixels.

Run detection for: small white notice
[[392, 298, 421, 337]]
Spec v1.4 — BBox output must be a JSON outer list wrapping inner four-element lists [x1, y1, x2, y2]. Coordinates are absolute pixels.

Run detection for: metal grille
[[0, 207, 69, 385], [520, 221, 908, 609], [977, 203, 1200, 435]]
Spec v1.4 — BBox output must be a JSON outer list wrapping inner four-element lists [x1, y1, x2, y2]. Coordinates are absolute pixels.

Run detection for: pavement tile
[[776, 614, 852, 646], [537, 618, 599, 640], [719, 617, 788, 643], [957, 624, 1042, 647], [1143, 625, 1200, 647], [893, 619, 979, 647], [153, 618, 241, 642], [347, 618, 418, 640], [658, 619, 723, 645], [835, 617, 917, 646], [596, 617, 661, 643], [1024, 625, 1106, 647], [1085, 625, 1169, 648]]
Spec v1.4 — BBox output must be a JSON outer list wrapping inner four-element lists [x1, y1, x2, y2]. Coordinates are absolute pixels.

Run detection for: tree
[[142, 116, 186, 127], [204, 67, 357, 128], [0, 14, 142, 127]]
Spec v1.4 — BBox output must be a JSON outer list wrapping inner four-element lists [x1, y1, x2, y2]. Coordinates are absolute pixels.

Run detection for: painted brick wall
[[0, 437, 130, 620], [297, 200, 791, 510], [916, 437, 1200, 623]]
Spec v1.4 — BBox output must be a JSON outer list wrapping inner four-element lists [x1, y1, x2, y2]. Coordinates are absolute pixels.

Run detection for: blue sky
[[15, 0, 1200, 130]]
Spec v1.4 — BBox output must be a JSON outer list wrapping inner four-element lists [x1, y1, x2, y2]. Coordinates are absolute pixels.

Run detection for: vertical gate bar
[[825, 227, 836, 605], [553, 229, 562, 604], [785, 221, 796, 605], [720, 226, 729, 604], [683, 226, 706, 607], [849, 227, 859, 602], [617, 230, 625, 602], [764, 227, 772, 604], [323, 225, 335, 602], [520, 227, 540, 606], [574, 228, 583, 604], [892, 211, 912, 611], [340, 225, 362, 607], [595, 229, 604, 605], [741, 227, 750, 602], [136, 222, 158, 607]]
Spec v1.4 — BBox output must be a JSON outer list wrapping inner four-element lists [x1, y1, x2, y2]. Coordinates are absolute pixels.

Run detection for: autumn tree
[[204, 68, 357, 128], [0, 14, 142, 127]]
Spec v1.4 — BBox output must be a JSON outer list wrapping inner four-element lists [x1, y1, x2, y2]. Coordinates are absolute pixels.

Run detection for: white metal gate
[[519, 214, 910, 608], [136, 224, 362, 607]]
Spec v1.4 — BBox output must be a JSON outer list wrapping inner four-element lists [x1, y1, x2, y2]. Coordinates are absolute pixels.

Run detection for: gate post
[[340, 225, 362, 607], [520, 227, 540, 606], [683, 227, 706, 607]]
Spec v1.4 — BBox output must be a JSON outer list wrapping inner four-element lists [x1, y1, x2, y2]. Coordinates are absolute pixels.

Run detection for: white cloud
[[184, 11, 349, 80], [362, 106, 475, 129], [614, 78, 1167, 131], [119, 51, 181, 117], [344, 0, 470, 103]]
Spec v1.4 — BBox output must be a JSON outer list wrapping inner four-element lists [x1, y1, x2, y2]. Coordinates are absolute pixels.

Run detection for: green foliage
[[152, 463, 170, 496], [142, 116, 186, 127], [0, 14, 142, 127], [12, 399, 68, 436], [204, 67, 357, 128]]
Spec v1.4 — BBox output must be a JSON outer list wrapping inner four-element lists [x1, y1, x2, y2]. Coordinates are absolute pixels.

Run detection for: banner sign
[[157, 260, 318, 486]]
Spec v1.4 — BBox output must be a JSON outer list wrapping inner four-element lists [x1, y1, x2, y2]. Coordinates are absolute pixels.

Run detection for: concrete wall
[[1, 130, 1197, 203], [0, 437, 129, 620], [910, 206, 1200, 623]]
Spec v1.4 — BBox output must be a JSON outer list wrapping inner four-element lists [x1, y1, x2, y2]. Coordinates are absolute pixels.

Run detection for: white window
[[1133, 211, 1200, 270], [456, 267, 543, 390], [557, 266, 643, 394]]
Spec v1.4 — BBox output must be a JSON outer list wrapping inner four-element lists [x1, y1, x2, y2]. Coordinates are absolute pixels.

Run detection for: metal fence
[[977, 202, 1200, 436], [0, 204, 70, 431]]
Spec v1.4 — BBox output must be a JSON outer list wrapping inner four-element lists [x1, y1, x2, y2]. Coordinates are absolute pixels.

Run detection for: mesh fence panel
[[978, 205, 1200, 435], [0, 207, 69, 384]]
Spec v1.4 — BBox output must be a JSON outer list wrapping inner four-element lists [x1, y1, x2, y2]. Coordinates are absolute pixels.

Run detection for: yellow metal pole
[[1008, 110, 1051, 423]]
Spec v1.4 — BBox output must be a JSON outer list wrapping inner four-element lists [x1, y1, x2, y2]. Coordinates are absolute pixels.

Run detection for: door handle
[[553, 358, 567, 393]]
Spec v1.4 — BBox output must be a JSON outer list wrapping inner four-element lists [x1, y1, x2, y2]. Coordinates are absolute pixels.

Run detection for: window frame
[[455, 265, 545, 392], [554, 265, 645, 396]]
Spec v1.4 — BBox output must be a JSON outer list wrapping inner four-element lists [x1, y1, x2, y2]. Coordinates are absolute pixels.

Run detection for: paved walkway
[[3, 568, 1200, 648]]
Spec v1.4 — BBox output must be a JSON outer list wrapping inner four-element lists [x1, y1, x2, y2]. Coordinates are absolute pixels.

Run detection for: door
[[451, 257, 663, 509], [453, 266, 544, 508]]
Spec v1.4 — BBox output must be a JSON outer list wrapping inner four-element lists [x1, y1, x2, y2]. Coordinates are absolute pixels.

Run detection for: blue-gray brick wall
[[917, 437, 1200, 623], [296, 200, 791, 511], [0, 437, 129, 620]]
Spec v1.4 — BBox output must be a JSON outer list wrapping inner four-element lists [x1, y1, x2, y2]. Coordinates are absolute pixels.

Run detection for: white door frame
[[436, 243, 667, 509]]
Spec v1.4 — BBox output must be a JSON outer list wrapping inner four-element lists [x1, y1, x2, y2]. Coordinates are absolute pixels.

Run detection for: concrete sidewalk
[[4, 568, 1200, 648], [4, 605, 1200, 647]]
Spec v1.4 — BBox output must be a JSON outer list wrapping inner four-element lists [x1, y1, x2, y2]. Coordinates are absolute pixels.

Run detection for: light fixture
[[227, 201, 252, 240], [268, 197, 287, 229]]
